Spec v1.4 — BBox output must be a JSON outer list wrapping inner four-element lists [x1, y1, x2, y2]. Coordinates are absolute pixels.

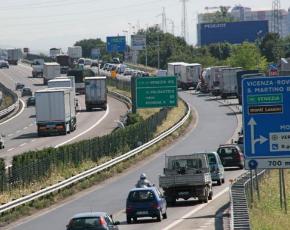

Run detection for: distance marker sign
[[242, 76, 290, 169]]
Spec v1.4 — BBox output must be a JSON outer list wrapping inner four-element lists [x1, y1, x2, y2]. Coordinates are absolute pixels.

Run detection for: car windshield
[[128, 190, 155, 202], [69, 217, 102, 229], [207, 154, 217, 164]]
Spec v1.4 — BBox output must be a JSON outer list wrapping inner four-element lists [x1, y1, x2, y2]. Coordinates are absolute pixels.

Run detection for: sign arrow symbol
[[248, 117, 257, 154]]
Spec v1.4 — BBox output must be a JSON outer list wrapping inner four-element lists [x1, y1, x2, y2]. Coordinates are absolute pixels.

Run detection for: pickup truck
[[159, 153, 213, 205]]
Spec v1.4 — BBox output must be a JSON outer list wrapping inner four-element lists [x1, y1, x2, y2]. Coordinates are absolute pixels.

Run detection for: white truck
[[43, 62, 61, 85], [159, 153, 213, 204], [200, 66, 228, 94], [167, 62, 186, 87], [219, 67, 242, 99], [32, 59, 45, 78], [68, 46, 82, 59], [84, 76, 107, 111], [180, 63, 201, 90], [35, 88, 76, 136], [49, 48, 61, 59], [7, 48, 22, 65]]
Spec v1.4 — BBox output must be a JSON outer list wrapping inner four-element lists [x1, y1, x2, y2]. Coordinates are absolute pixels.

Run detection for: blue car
[[206, 152, 225, 185], [126, 187, 167, 224]]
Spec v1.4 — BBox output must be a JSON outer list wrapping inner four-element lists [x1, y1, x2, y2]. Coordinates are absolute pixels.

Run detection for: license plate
[[136, 211, 148, 215], [178, 191, 189, 195], [224, 157, 233, 160]]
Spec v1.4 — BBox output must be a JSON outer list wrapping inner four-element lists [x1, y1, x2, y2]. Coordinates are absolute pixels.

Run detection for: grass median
[[250, 169, 290, 230], [0, 89, 192, 227]]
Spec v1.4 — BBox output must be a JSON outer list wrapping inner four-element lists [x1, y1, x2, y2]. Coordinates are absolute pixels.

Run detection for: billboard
[[197, 20, 268, 46], [91, 48, 100, 59], [131, 35, 146, 50], [106, 36, 126, 53]]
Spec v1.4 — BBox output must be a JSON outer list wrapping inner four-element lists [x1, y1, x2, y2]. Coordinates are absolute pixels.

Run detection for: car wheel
[[222, 178, 225, 184], [133, 217, 137, 222], [126, 216, 131, 224], [209, 191, 213, 200], [217, 179, 222, 186], [156, 210, 162, 222], [239, 164, 244, 169], [162, 211, 167, 219]]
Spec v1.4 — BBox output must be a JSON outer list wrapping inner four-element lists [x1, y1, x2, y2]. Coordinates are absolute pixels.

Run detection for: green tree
[[259, 33, 284, 62], [227, 42, 268, 72], [208, 43, 232, 60]]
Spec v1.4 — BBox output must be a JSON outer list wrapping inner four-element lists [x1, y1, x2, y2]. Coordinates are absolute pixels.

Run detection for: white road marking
[[20, 143, 27, 147], [55, 106, 110, 148], [29, 123, 34, 126], [0, 99, 25, 126], [7, 148, 15, 152], [163, 187, 229, 230], [8, 134, 13, 137], [16, 130, 21, 133], [31, 139, 36, 142], [23, 126, 28, 130]]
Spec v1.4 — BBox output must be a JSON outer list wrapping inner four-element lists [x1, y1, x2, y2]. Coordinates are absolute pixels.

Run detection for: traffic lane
[[0, 95, 118, 164], [115, 166, 245, 229], [7, 91, 238, 230], [74, 96, 128, 142]]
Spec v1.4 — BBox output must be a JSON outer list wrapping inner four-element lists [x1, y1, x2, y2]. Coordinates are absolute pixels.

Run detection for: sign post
[[242, 76, 290, 169]]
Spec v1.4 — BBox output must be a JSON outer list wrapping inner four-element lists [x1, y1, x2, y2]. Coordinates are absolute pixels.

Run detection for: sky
[[0, 0, 289, 53]]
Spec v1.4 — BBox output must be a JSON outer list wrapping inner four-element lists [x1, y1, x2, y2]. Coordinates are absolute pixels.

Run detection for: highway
[[5, 90, 244, 230], [0, 65, 128, 164]]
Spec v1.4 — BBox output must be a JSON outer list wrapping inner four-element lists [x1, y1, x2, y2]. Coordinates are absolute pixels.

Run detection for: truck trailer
[[43, 62, 61, 85], [179, 63, 201, 90], [35, 88, 76, 136], [7, 48, 22, 65], [84, 76, 107, 111], [219, 67, 242, 99]]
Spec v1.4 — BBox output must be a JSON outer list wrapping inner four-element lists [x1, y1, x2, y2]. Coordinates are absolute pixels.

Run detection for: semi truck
[[84, 76, 107, 111], [179, 63, 201, 90], [68, 46, 82, 59], [7, 48, 22, 65], [167, 62, 186, 87], [35, 88, 76, 136], [43, 62, 61, 85], [56, 54, 72, 74], [159, 153, 213, 204], [32, 59, 44, 78], [219, 67, 242, 99]]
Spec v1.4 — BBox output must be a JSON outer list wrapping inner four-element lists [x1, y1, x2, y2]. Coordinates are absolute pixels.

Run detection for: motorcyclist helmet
[[140, 173, 147, 180]]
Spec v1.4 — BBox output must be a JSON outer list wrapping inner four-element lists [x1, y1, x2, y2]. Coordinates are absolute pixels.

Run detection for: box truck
[[35, 88, 76, 136], [167, 62, 186, 87], [180, 63, 201, 90], [32, 59, 44, 78], [7, 48, 22, 65], [219, 67, 242, 99], [43, 62, 61, 85], [84, 76, 107, 111], [68, 46, 82, 59]]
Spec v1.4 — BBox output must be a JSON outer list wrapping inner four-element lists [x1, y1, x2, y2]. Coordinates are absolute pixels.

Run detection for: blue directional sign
[[106, 36, 126, 53], [242, 76, 290, 169]]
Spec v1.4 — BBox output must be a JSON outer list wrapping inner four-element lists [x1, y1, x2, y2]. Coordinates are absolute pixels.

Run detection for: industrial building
[[197, 5, 290, 46]]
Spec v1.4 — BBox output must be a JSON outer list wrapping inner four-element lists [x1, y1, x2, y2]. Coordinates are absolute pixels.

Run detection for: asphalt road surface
[[4, 90, 244, 230]]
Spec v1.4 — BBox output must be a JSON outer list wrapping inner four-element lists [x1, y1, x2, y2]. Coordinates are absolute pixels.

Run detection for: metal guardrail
[[230, 169, 266, 230], [0, 95, 190, 214], [0, 100, 19, 119]]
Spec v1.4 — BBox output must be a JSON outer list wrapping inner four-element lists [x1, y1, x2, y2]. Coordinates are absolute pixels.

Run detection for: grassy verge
[[250, 169, 290, 230], [0, 92, 191, 227], [0, 94, 14, 110]]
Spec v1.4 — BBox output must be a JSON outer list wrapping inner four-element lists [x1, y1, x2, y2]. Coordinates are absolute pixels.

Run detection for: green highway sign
[[131, 76, 177, 110], [247, 94, 283, 104]]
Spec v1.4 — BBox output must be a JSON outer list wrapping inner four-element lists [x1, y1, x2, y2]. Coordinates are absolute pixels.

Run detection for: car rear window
[[69, 217, 102, 229], [128, 190, 155, 202], [218, 147, 238, 155]]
